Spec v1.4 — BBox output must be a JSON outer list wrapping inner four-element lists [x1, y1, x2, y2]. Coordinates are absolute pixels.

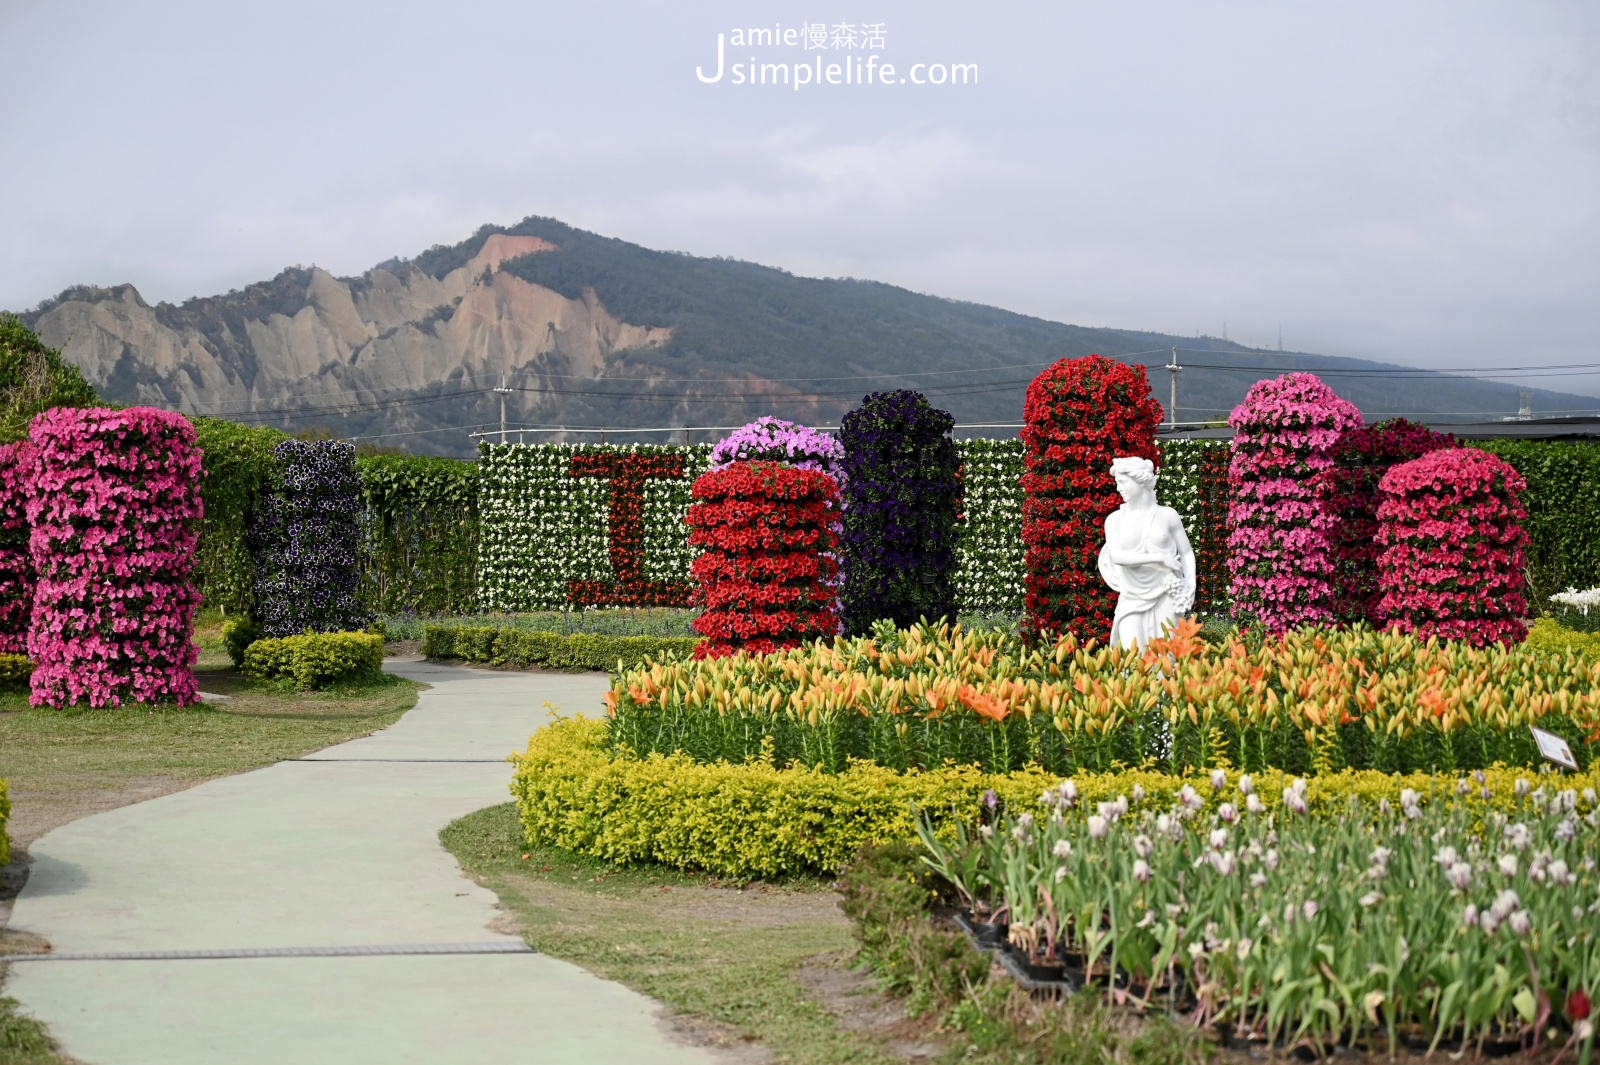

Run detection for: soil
[[794, 952, 953, 1063]]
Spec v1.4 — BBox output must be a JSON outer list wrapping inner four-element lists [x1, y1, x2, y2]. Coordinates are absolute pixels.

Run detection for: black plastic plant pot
[[953, 909, 1008, 950]]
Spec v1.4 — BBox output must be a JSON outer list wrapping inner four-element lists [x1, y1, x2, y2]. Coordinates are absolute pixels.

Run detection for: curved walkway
[[4, 660, 719, 1065]]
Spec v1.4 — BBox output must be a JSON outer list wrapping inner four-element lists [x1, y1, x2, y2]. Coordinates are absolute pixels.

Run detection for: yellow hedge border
[[1528, 617, 1600, 662], [510, 718, 1600, 880]]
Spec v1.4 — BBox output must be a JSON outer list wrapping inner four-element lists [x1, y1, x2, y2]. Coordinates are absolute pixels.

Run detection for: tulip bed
[[917, 773, 1600, 1057], [604, 620, 1600, 776]]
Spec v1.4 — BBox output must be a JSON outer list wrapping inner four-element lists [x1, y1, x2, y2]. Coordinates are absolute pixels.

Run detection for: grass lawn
[[0, 612, 421, 1064], [443, 803, 941, 1065]]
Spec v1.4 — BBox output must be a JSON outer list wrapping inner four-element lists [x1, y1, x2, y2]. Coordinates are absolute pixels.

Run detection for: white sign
[[1531, 726, 1578, 771]]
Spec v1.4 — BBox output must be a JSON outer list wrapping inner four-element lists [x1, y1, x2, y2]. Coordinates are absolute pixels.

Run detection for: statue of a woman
[[1097, 456, 1196, 648]]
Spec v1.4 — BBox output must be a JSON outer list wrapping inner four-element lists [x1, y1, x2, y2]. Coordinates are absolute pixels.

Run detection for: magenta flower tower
[[26, 407, 204, 707], [1376, 448, 1530, 647], [1226, 373, 1363, 631]]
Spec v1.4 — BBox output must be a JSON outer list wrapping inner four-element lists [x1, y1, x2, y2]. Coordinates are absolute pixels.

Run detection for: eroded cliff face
[[26, 234, 673, 423]]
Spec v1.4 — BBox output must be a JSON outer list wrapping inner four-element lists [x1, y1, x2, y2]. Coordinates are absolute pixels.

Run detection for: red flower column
[[1376, 447, 1530, 647], [1021, 355, 1163, 645], [567, 451, 691, 607], [0, 442, 35, 654], [26, 407, 204, 707], [686, 461, 841, 658]]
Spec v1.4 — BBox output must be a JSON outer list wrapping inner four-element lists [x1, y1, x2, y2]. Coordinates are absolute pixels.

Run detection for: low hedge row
[[0, 652, 30, 692], [1527, 616, 1600, 662], [241, 631, 385, 689], [510, 717, 1600, 879], [0, 776, 10, 867], [422, 624, 700, 672]]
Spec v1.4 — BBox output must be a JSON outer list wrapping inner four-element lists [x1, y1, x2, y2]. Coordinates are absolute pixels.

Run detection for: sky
[[1, 0, 1597, 398]]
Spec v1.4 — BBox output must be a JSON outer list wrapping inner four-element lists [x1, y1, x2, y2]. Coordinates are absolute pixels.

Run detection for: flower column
[[1376, 447, 1530, 647], [687, 460, 841, 658], [0, 442, 35, 654], [26, 408, 203, 707], [1225, 373, 1363, 631]]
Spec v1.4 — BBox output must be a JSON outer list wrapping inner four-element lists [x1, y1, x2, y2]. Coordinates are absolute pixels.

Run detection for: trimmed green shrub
[[513, 717, 1600, 879], [0, 653, 32, 692], [422, 623, 699, 672], [191, 418, 289, 616], [359, 455, 479, 616], [220, 617, 260, 669], [241, 631, 384, 688], [1469, 439, 1600, 604]]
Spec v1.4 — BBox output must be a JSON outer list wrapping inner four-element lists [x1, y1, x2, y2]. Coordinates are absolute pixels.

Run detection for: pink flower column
[[25, 407, 204, 707], [1376, 447, 1530, 647], [1226, 373, 1364, 631]]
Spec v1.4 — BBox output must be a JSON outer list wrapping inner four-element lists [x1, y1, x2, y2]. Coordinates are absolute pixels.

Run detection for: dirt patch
[[795, 952, 952, 1063], [659, 1010, 774, 1064]]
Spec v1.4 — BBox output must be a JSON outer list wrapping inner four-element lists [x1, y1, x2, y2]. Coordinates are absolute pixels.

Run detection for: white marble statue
[[1097, 456, 1197, 648]]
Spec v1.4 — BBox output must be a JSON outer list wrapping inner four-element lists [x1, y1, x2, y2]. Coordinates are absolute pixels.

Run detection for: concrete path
[[4, 660, 720, 1065]]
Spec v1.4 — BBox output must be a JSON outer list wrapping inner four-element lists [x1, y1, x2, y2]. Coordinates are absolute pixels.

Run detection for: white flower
[[1556, 818, 1578, 843], [1246, 794, 1266, 815], [1498, 854, 1518, 878], [1457, 779, 1472, 796], [1509, 910, 1532, 937], [1219, 802, 1238, 824], [1283, 786, 1308, 815], [1474, 770, 1487, 784], [1088, 815, 1109, 840], [1576, 1020, 1595, 1042], [1133, 858, 1152, 883], [1491, 888, 1521, 921], [1211, 768, 1227, 791], [1188, 941, 1206, 959], [1209, 828, 1229, 851], [1434, 846, 1459, 868], [1583, 788, 1597, 806], [1178, 784, 1203, 810], [1378, 797, 1392, 816], [1053, 839, 1073, 859], [1132, 834, 1154, 859], [1055, 865, 1069, 882], [1236, 937, 1253, 960], [1237, 774, 1254, 796], [1131, 784, 1146, 803], [1264, 848, 1280, 871], [1302, 899, 1319, 921], [1480, 910, 1501, 936], [1547, 859, 1573, 886], [979, 825, 994, 839], [1506, 823, 1531, 852], [1370, 846, 1392, 873], [1058, 779, 1079, 808], [1136, 908, 1156, 928], [1463, 903, 1479, 927], [1531, 851, 1550, 884], [1446, 862, 1473, 891], [1209, 850, 1237, 876], [1515, 777, 1531, 797], [1249, 872, 1267, 889], [1360, 891, 1382, 907]]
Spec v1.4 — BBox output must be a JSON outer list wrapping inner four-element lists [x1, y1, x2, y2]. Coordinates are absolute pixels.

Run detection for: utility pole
[[1164, 346, 1182, 429], [494, 372, 512, 443]]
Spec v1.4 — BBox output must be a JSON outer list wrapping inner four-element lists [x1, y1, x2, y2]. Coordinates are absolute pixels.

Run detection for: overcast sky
[[2, 0, 1596, 397]]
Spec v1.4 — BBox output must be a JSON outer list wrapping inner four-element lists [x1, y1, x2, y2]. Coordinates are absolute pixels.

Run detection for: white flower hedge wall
[[476, 439, 1230, 614]]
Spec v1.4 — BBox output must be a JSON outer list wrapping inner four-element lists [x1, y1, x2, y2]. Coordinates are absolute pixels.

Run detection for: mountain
[[16, 216, 1599, 456]]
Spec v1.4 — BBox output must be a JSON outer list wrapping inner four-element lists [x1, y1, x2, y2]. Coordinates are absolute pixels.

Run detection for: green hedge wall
[[192, 418, 289, 614], [1468, 440, 1600, 604], [359, 455, 479, 616]]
